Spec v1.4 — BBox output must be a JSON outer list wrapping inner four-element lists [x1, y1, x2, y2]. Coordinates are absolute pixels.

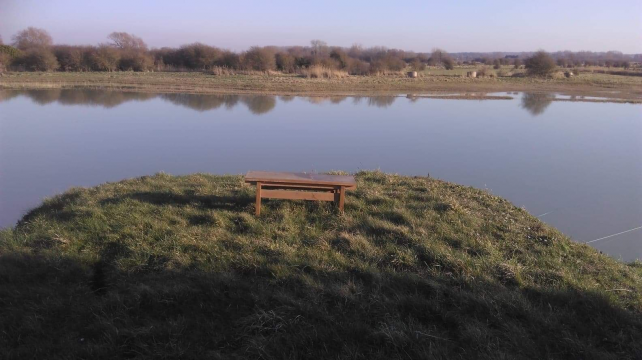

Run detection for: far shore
[[1, 70, 641, 103]]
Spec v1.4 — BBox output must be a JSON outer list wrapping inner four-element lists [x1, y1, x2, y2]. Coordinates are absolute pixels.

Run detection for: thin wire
[[586, 226, 642, 244]]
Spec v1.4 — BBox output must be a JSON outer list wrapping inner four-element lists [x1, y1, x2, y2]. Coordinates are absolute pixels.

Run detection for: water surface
[[1, 89, 640, 261]]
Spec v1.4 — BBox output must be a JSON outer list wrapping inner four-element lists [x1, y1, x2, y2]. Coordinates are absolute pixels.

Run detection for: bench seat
[[245, 171, 356, 215]]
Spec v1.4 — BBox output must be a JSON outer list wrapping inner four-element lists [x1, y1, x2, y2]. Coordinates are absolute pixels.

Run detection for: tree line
[[0, 27, 635, 75]]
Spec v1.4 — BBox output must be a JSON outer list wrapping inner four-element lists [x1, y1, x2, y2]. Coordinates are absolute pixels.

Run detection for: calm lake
[[1, 89, 640, 261]]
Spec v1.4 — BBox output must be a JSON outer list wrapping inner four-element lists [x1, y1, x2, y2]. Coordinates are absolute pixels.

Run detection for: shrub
[[275, 53, 296, 73], [329, 48, 350, 69], [525, 50, 556, 77], [11, 27, 53, 50], [513, 58, 522, 69], [217, 51, 241, 69], [89, 45, 120, 71], [243, 47, 275, 71], [0, 44, 23, 59], [0, 53, 10, 72], [16, 48, 59, 71], [410, 58, 426, 71], [477, 66, 494, 77], [118, 51, 153, 71], [443, 57, 454, 70], [347, 59, 369, 75], [54, 46, 90, 71], [383, 54, 406, 71], [177, 43, 221, 70]]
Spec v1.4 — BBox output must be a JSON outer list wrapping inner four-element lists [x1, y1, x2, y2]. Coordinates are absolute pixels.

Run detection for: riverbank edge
[[1, 72, 641, 103]]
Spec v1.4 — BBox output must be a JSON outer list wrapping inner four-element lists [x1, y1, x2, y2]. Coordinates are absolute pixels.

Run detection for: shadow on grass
[[101, 191, 254, 211], [1, 249, 641, 359]]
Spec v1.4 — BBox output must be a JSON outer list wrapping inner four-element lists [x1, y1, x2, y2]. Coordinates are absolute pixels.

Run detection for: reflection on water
[[0, 90, 584, 116], [521, 93, 555, 116], [0, 90, 408, 112], [1, 89, 641, 261]]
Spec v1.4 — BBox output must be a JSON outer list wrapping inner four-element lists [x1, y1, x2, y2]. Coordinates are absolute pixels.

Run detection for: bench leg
[[334, 186, 345, 213], [255, 182, 262, 216]]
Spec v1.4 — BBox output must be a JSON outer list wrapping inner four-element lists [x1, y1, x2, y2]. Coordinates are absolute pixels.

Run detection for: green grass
[[1, 172, 641, 359]]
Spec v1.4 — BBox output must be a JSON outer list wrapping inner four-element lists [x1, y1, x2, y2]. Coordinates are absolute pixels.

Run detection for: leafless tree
[[310, 39, 328, 56], [12, 27, 53, 50], [107, 32, 147, 51]]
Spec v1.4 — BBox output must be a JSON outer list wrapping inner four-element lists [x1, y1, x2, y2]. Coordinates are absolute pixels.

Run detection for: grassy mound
[[1, 172, 641, 359]]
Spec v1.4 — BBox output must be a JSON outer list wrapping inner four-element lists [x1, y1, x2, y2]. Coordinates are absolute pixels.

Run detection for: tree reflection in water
[[520, 93, 555, 116]]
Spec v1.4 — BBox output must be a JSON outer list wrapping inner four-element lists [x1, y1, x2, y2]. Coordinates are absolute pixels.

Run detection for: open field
[[1, 67, 641, 102], [1, 171, 641, 359]]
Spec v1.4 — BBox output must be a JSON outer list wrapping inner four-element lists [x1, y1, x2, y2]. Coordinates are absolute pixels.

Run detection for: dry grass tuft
[[299, 65, 349, 79]]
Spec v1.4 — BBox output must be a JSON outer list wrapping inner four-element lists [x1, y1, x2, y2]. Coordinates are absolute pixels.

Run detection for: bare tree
[[12, 27, 53, 50], [430, 48, 446, 64], [107, 32, 147, 51], [310, 39, 328, 57], [0, 35, 3, 45]]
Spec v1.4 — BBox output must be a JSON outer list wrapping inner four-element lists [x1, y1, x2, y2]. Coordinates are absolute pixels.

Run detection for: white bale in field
[[407, 71, 418, 78]]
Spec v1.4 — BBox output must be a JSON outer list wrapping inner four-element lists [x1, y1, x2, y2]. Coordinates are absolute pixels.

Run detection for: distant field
[[1, 67, 641, 101]]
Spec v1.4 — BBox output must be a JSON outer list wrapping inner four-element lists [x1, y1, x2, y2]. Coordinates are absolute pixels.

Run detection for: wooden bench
[[245, 171, 356, 215]]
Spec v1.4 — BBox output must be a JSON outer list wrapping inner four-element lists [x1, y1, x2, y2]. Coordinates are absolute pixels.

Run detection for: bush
[[15, 48, 59, 71], [443, 57, 454, 70], [0, 53, 10, 72], [118, 51, 153, 71], [89, 45, 120, 71], [410, 58, 426, 71], [54, 46, 90, 71], [177, 43, 221, 70], [525, 51, 556, 77], [477, 66, 494, 77], [347, 59, 369, 75], [0, 44, 23, 59], [275, 53, 296, 73], [217, 51, 241, 69], [329, 48, 350, 69], [243, 47, 275, 71]]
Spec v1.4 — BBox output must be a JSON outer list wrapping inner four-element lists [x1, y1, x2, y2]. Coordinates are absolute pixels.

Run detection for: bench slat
[[245, 171, 356, 187], [261, 189, 335, 201]]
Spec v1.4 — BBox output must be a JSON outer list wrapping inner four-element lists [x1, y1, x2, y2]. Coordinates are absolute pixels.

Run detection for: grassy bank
[[1, 172, 641, 359], [1, 69, 641, 101]]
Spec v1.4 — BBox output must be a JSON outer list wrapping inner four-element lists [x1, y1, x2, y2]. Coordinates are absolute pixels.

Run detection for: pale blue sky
[[1, 0, 640, 53]]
